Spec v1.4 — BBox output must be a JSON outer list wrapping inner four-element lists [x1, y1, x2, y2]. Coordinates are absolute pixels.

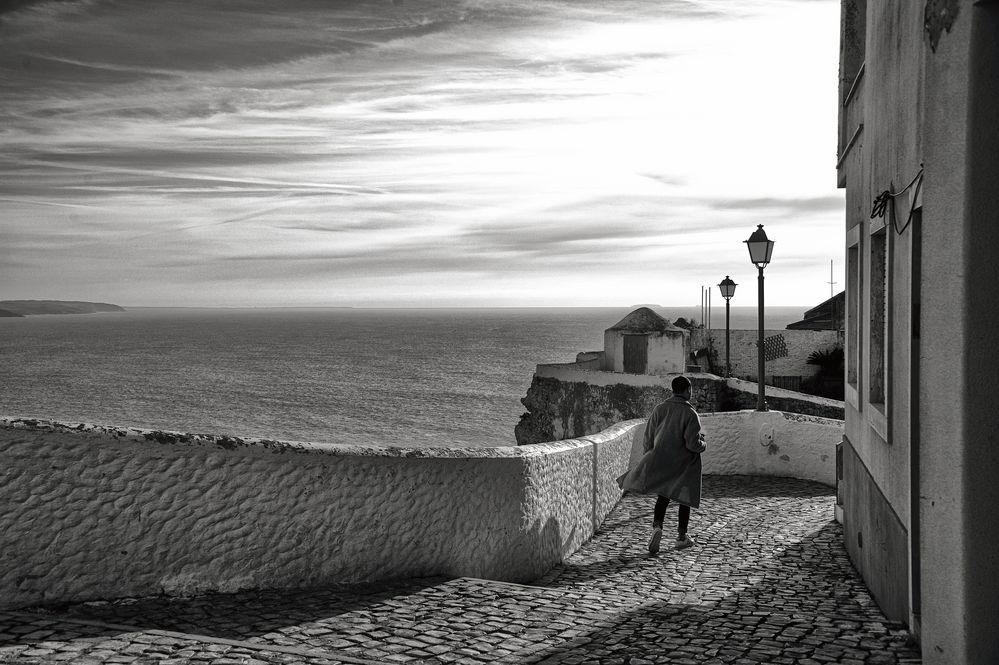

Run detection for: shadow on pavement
[[0, 616, 131, 647], [540, 475, 836, 591], [12, 576, 450, 645], [697, 474, 834, 499], [525, 522, 920, 664]]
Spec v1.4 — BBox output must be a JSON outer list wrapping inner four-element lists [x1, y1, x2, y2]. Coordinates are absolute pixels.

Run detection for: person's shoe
[[648, 527, 663, 554], [675, 534, 694, 550]]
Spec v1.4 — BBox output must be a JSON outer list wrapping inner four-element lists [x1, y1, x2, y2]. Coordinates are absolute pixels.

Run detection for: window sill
[[846, 383, 860, 411], [868, 402, 888, 441]]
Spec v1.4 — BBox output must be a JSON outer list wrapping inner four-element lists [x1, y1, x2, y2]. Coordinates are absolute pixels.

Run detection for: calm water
[[0, 306, 805, 448]]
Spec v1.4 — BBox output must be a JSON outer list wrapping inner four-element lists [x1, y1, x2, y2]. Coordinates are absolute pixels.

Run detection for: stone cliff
[[515, 375, 723, 445], [515, 373, 844, 445]]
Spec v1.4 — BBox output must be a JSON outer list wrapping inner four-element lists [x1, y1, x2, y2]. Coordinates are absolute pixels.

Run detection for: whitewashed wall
[[602, 330, 686, 375], [0, 417, 639, 610], [1, 410, 839, 610], [647, 332, 687, 375], [626, 410, 841, 488]]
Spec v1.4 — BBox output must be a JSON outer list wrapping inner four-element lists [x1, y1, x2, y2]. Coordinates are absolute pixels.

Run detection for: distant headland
[[0, 300, 126, 317]]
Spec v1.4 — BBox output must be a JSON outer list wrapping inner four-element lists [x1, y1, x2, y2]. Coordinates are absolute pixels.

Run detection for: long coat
[[617, 395, 705, 508]]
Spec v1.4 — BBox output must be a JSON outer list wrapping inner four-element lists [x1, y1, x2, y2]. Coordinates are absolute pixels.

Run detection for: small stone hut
[[603, 308, 688, 375]]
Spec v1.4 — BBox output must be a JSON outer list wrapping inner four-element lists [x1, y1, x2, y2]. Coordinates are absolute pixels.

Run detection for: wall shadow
[[699, 474, 834, 499], [8, 576, 450, 646], [524, 522, 921, 663], [0, 615, 131, 647], [539, 475, 835, 592]]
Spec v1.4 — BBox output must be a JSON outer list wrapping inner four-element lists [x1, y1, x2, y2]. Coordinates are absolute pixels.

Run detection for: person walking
[[617, 375, 706, 554]]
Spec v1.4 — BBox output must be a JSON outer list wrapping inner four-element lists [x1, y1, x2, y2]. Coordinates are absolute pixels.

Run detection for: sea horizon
[[0, 306, 826, 448], [111, 303, 818, 328]]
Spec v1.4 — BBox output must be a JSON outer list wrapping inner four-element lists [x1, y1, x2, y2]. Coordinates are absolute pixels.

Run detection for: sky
[[0, 0, 844, 308]]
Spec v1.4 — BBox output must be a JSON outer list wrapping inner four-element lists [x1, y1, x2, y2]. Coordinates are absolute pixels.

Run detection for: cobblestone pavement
[[2, 475, 922, 664]]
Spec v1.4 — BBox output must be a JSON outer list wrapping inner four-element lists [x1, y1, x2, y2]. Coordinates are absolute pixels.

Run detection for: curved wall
[[0, 417, 637, 610], [1, 410, 839, 610], [625, 410, 840, 488]]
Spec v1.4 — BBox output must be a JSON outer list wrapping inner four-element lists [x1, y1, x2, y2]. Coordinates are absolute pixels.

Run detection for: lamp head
[[745, 224, 775, 268], [718, 276, 737, 300]]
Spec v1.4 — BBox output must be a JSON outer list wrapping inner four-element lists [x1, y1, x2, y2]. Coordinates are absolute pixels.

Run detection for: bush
[[803, 346, 844, 399]]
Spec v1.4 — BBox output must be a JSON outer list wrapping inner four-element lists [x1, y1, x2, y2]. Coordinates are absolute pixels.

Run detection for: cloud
[[280, 219, 409, 233], [710, 195, 845, 214], [0, 196, 97, 210], [0, 0, 845, 306], [460, 222, 653, 254], [2, 158, 387, 196]]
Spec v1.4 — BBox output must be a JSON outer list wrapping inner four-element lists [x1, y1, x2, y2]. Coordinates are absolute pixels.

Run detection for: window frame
[[846, 226, 862, 410], [867, 216, 890, 439]]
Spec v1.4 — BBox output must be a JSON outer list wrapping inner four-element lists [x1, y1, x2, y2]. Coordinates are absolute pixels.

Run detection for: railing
[[770, 375, 803, 392]]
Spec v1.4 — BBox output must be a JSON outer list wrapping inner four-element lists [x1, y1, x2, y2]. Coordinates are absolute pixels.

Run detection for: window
[[838, 0, 866, 163], [839, 0, 866, 104], [848, 243, 860, 386], [869, 228, 887, 406]]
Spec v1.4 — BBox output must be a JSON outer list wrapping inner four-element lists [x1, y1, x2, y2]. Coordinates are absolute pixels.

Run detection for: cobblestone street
[[1, 476, 922, 664]]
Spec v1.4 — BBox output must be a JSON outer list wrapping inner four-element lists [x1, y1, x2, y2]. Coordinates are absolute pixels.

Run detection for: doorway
[[622, 334, 648, 374]]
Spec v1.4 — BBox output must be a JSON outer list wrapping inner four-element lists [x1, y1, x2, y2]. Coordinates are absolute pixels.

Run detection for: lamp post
[[744, 224, 775, 411], [718, 276, 737, 377]]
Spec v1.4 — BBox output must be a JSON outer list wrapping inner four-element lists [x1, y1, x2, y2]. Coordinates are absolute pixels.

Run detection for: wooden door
[[622, 334, 648, 374]]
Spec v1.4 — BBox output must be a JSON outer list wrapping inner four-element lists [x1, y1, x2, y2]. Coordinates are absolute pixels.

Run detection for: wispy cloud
[[0, 0, 844, 306], [711, 196, 845, 214]]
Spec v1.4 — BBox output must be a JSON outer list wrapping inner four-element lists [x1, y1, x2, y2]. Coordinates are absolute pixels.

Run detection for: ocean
[[0, 306, 806, 448]]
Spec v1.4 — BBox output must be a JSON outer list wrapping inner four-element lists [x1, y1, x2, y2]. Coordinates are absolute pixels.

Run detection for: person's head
[[671, 375, 692, 398]]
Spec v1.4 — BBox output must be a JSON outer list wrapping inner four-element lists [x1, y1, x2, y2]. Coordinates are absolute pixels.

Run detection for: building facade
[[837, 2, 999, 663]]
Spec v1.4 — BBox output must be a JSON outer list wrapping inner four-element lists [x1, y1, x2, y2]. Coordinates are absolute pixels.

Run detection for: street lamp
[[718, 276, 737, 377], [744, 224, 775, 411]]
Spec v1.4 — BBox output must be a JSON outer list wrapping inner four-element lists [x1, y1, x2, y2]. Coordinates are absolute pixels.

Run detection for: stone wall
[[0, 416, 639, 610], [515, 366, 844, 445], [623, 410, 840, 489], [689, 328, 842, 380]]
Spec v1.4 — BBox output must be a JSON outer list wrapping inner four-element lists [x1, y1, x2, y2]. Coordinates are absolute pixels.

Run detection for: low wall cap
[[607, 307, 681, 333]]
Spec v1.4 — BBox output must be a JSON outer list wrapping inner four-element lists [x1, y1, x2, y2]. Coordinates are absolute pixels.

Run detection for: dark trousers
[[653, 496, 690, 535]]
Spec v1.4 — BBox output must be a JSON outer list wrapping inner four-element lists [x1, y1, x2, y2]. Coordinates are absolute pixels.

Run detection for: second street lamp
[[718, 276, 737, 377], [744, 225, 775, 411]]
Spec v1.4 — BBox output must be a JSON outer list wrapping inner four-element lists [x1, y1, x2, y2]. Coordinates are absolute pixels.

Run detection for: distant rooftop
[[786, 291, 845, 331], [607, 307, 681, 333]]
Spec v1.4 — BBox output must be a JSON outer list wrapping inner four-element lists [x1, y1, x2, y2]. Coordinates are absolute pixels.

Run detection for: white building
[[837, 2, 999, 662], [601, 308, 687, 375]]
